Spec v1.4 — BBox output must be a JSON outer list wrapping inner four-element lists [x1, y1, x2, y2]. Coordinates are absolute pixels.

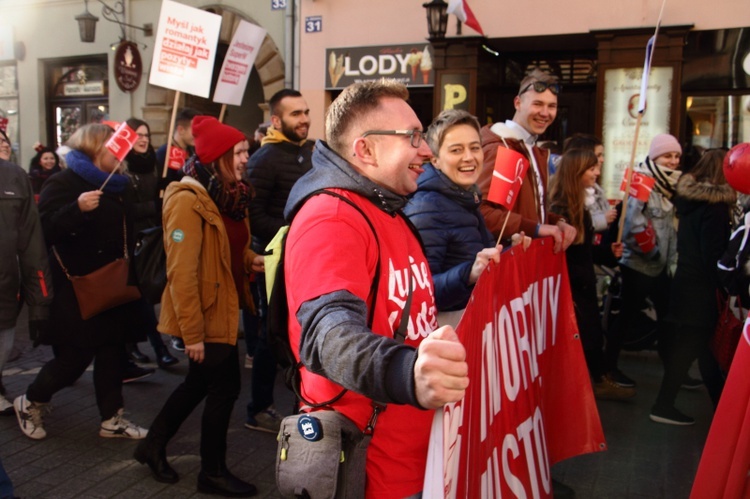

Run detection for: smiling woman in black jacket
[[404, 109, 500, 326]]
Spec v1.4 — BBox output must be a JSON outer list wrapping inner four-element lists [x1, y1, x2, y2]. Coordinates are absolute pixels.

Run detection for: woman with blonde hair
[[134, 116, 262, 497], [14, 123, 148, 441]]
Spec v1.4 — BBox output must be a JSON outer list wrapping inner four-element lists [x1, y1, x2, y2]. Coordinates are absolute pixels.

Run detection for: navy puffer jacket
[[404, 164, 493, 311]]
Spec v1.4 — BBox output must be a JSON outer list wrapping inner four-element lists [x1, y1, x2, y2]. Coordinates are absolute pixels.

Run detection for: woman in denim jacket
[[609, 134, 682, 384]]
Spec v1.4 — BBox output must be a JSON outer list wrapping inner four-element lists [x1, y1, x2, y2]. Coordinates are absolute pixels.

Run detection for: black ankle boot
[[134, 440, 179, 484], [197, 468, 257, 497], [127, 343, 150, 363], [155, 345, 179, 368]]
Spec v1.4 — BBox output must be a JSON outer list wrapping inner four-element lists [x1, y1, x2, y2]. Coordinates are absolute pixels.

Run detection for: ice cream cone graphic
[[328, 51, 345, 87], [420, 46, 433, 84], [407, 49, 422, 82]]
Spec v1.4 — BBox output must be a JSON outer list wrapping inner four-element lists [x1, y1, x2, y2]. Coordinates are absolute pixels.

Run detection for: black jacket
[[244, 138, 314, 251], [39, 167, 145, 347], [666, 174, 736, 328], [0, 159, 53, 329]]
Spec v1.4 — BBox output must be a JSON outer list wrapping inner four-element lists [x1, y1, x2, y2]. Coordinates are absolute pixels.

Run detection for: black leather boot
[[134, 440, 179, 484], [197, 467, 257, 497], [127, 343, 150, 363], [155, 344, 179, 368]]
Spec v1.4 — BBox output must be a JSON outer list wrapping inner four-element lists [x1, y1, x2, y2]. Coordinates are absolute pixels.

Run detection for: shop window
[[686, 94, 750, 150], [45, 56, 109, 148]]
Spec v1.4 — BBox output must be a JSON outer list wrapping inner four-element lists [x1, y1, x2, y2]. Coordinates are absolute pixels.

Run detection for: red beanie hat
[[192, 116, 246, 164]]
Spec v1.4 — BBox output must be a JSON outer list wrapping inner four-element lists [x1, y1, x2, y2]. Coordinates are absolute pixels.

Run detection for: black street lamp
[[76, 0, 99, 43], [423, 0, 448, 41]]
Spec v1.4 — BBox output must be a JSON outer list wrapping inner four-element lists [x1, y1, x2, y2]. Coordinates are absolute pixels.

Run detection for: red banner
[[167, 146, 188, 170], [619, 169, 655, 202], [105, 122, 138, 161], [488, 147, 529, 210], [424, 239, 605, 498], [691, 318, 750, 499]]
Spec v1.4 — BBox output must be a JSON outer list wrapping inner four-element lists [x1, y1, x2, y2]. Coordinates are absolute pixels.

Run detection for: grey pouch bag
[[276, 410, 370, 499]]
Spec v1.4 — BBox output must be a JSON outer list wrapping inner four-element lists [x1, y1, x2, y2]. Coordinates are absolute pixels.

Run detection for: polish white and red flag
[[447, 0, 484, 36]]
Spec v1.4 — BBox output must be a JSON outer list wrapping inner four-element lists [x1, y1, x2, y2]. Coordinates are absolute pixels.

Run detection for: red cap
[[192, 116, 246, 164]]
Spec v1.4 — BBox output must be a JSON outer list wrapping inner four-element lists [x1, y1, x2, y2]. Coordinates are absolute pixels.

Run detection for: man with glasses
[[242, 89, 314, 434], [478, 67, 576, 253], [282, 80, 470, 497]]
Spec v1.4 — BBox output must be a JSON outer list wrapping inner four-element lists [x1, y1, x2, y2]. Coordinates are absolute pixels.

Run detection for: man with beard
[[242, 89, 313, 433]]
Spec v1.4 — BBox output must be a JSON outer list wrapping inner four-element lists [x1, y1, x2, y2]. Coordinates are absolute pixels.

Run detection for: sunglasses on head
[[519, 80, 561, 96]]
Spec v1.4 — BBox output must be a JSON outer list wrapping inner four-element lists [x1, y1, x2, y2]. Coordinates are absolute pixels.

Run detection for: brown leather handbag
[[53, 218, 141, 320]]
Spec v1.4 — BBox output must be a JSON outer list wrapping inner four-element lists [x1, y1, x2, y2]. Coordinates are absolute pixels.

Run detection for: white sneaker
[[0, 394, 13, 415], [244, 354, 254, 369], [14, 394, 48, 440], [100, 409, 148, 439]]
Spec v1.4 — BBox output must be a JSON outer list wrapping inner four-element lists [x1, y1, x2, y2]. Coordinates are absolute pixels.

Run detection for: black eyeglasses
[[519, 80, 561, 96], [137, 133, 150, 139], [361, 129, 424, 148]]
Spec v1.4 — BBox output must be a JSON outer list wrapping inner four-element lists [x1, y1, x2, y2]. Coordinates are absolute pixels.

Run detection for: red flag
[[167, 146, 188, 170], [447, 0, 484, 36], [619, 169, 656, 202], [690, 319, 750, 499], [105, 122, 138, 162], [488, 146, 529, 209]]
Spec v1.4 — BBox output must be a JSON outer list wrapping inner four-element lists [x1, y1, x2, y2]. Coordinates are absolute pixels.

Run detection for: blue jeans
[[242, 281, 260, 357], [245, 273, 277, 418], [0, 455, 15, 499]]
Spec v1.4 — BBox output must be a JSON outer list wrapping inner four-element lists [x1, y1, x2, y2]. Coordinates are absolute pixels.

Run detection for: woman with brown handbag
[[134, 116, 263, 497], [13, 123, 148, 441]]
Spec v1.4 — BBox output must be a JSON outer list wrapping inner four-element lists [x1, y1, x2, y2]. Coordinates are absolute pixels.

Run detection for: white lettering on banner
[[387, 257, 436, 341], [480, 408, 551, 499], [443, 402, 464, 497], [480, 275, 561, 442]]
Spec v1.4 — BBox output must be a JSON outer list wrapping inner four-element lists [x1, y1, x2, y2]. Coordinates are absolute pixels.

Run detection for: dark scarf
[[65, 149, 129, 193], [125, 147, 157, 174], [641, 156, 681, 200], [181, 155, 250, 221]]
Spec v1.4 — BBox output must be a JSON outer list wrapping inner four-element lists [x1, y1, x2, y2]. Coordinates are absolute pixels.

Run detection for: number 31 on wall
[[305, 16, 322, 33]]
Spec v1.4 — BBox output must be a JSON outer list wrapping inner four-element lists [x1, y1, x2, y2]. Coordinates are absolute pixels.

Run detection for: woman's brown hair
[[549, 148, 598, 245]]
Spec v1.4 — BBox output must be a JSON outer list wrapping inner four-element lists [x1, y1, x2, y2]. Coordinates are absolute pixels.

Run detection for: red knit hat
[[192, 116, 246, 164]]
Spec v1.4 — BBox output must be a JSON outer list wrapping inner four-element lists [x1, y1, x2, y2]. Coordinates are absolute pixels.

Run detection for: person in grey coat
[[0, 155, 53, 413]]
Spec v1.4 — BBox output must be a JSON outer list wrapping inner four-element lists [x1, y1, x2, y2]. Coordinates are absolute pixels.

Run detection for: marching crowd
[[1, 67, 749, 498]]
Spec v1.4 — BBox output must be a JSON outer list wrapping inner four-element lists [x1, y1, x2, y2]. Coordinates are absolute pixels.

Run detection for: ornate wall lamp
[[76, 0, 153, 43]]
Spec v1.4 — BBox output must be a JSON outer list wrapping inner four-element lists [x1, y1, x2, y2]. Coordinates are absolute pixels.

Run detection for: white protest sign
[[148, 0, 222, 98], [213, 20, 267, 106]]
